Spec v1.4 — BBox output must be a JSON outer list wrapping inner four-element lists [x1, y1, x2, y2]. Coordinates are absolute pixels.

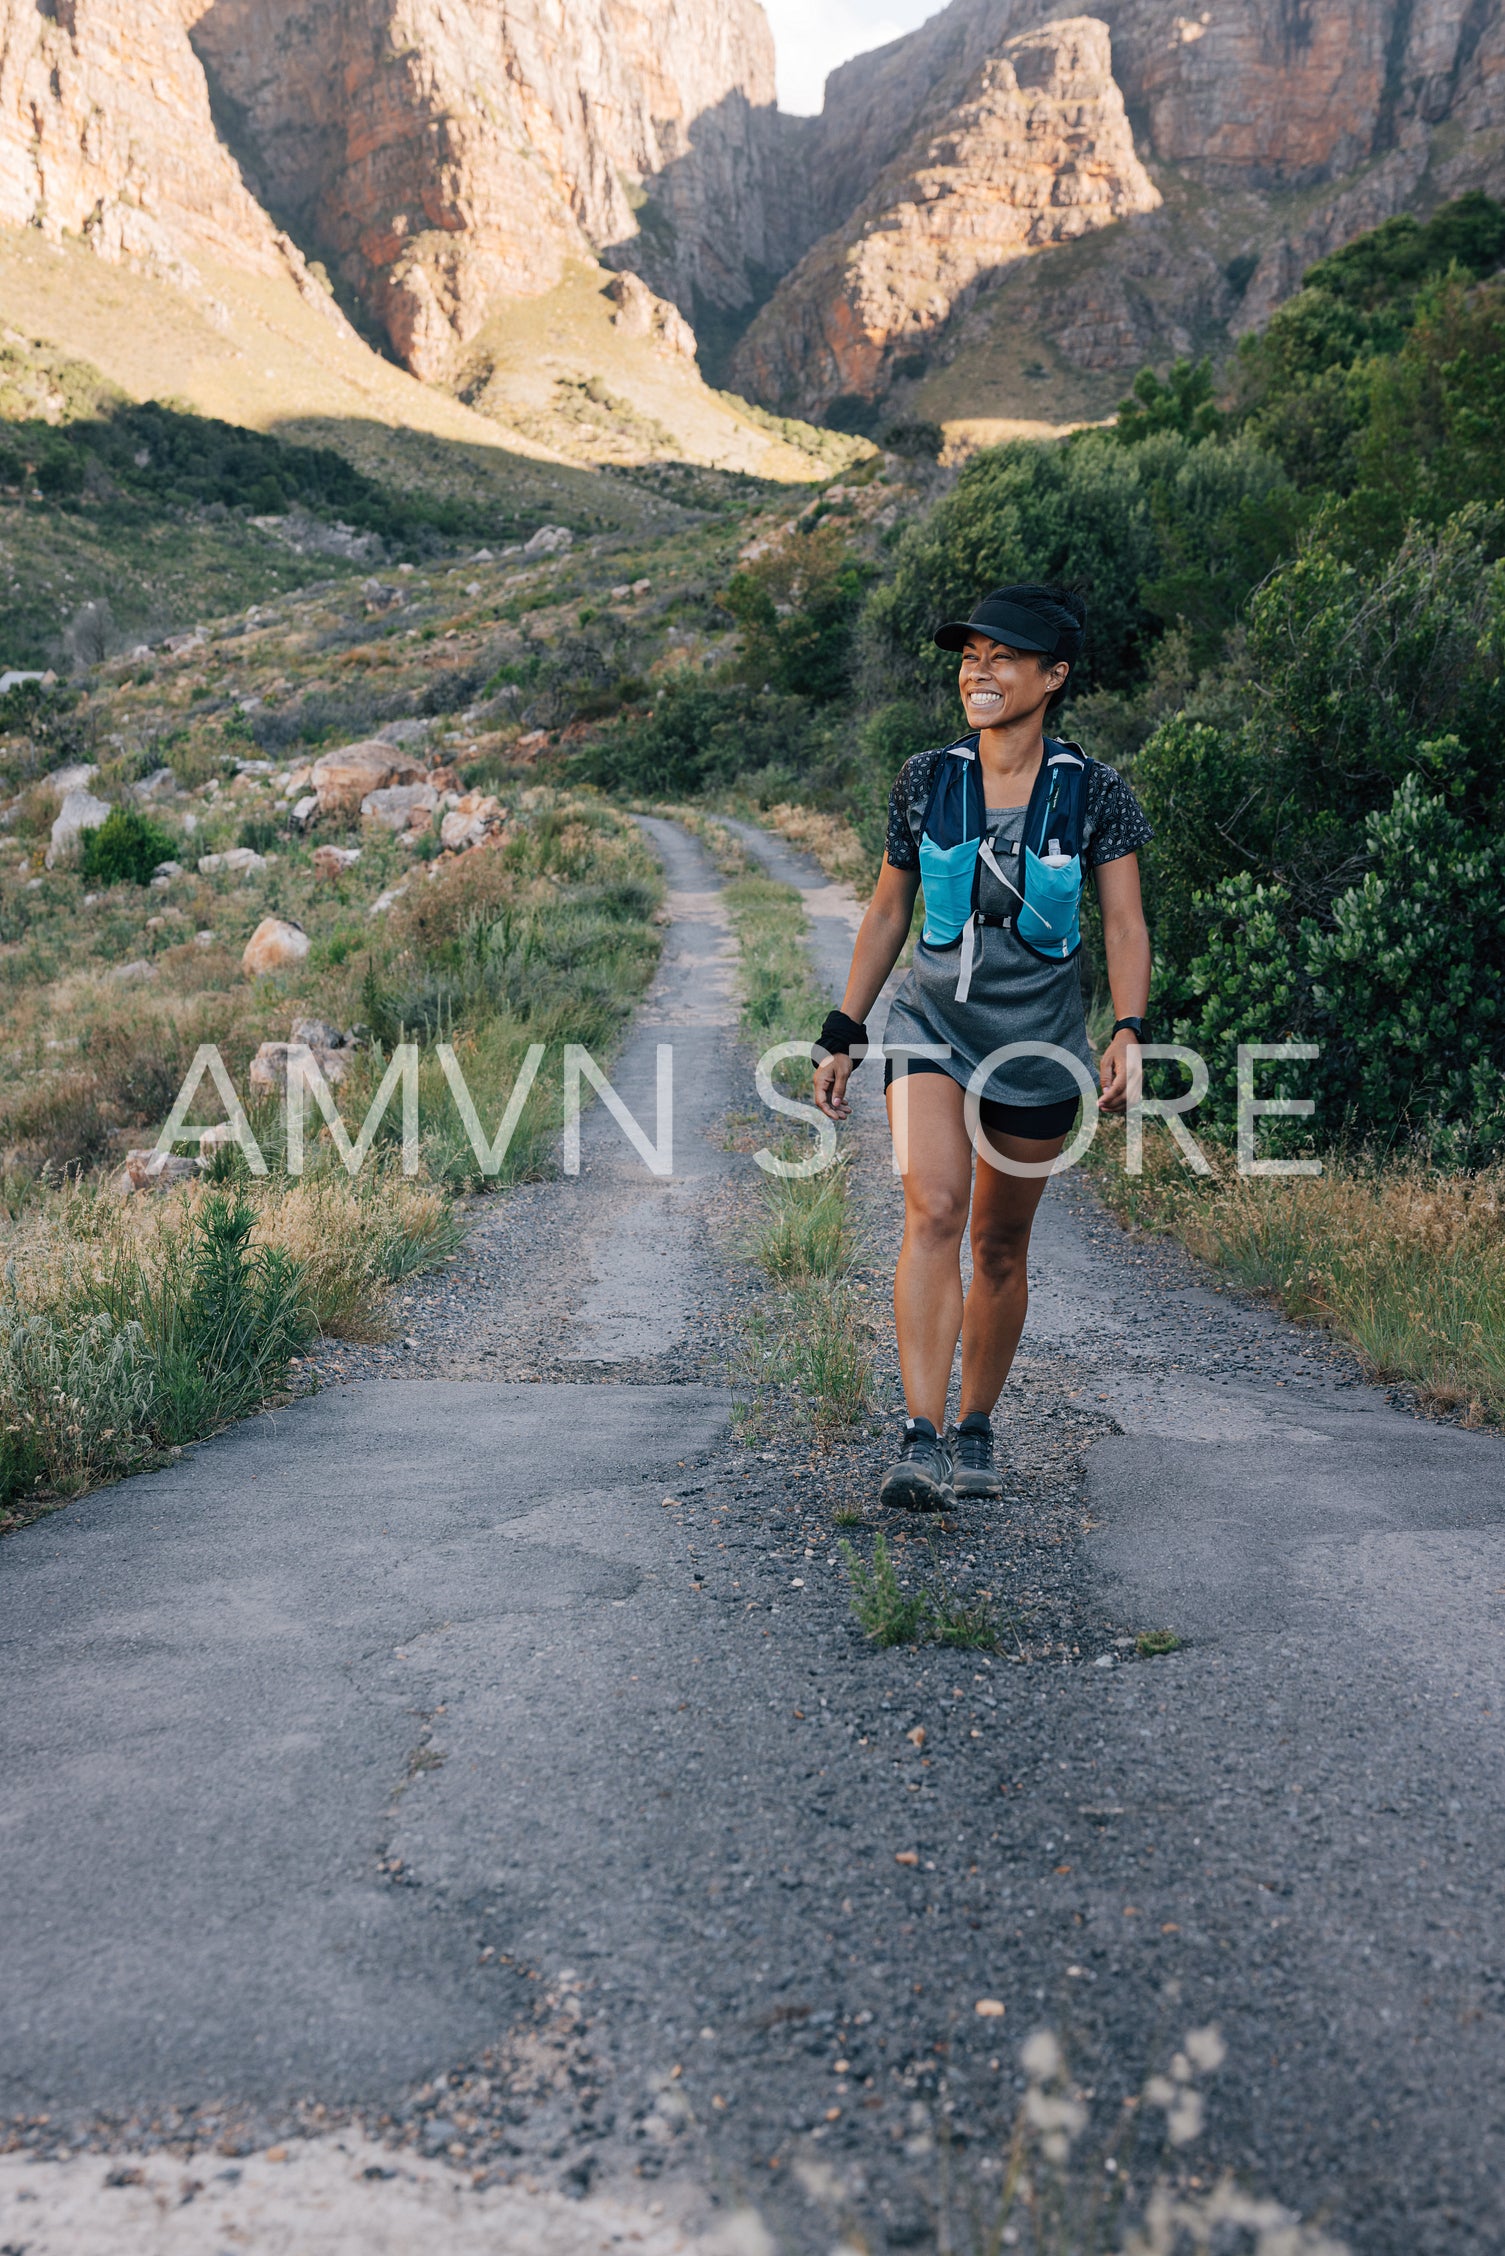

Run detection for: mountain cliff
[[730, 16, 1161, 416], [0, 0, 303, 290], [180, 0, 786, 380], [0, 0, 838, 487], [0, 0, 1501, 451], [735, 0, 1505, 424]]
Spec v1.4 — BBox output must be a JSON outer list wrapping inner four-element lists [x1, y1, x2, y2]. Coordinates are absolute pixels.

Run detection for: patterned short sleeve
[[1083, 762, 1152, 869], [885, 750, 941, 871]]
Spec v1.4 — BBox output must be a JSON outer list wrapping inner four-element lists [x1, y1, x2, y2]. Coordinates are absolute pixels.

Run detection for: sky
[[761, 0, 941, 114]]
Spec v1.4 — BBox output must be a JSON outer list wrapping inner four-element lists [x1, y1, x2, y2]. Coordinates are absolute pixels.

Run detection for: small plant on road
[[1136, 1629, 1183, 1658], [843, 1532, 929, 1645], [842, 1533, 1003, 1652]]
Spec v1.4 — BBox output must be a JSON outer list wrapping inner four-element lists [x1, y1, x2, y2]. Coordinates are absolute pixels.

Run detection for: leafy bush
[[1164, 778, 1505, 1158], [1115, 357, 1224, 446], [857, 429, 1296, 716], [78, 805, 179, 887], [572, 675, 836, 801], [1304, 776, 1505, 1151], [1234, 191, 1505, 491], [723, 523, 874, 700]]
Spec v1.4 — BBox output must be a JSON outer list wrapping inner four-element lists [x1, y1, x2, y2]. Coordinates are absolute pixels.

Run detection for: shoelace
[[955, 1426, 993, 1469]]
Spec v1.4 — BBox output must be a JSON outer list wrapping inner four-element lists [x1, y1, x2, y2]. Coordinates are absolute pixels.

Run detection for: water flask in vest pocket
[[1018, 840, 1082, 958], [919, 832, 981, 946]]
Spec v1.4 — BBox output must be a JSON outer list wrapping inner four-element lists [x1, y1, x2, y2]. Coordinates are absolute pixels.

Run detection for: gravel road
[[2, 818, 1502, 2256]]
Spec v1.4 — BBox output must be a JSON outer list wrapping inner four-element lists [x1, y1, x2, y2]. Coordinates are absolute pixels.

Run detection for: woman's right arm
[[812, 857, 921, 1120]]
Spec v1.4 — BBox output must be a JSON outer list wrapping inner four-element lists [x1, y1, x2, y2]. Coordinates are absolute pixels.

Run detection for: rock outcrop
[[732, 17, 1160, 416], [0, 0, 341, 309], [744, 0, 1505, 413], [179, 0, 785, 377]]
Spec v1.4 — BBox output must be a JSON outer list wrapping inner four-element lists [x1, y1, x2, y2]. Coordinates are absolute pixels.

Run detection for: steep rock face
[[181, 0, 783, 378], [735, 0, 1505, 411], [731, 16, 1159, 415], [0, 0, 289, 287], [813, 0, 1505, 210]]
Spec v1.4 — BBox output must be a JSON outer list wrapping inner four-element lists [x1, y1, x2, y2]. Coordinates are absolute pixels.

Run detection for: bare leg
[[959, 1127, 1067, 1418], [886, 1074, 975, 1429]]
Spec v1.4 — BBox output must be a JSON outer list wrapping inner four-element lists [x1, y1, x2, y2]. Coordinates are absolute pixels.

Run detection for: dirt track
[[3, 819, 1502, 2255]]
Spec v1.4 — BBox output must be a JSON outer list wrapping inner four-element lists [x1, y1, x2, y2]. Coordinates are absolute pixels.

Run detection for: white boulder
[[248, 1039, 350, 1096], [46, 788, 111, 867], [361, 782, 439, 832], [47, 763, 98, 798]]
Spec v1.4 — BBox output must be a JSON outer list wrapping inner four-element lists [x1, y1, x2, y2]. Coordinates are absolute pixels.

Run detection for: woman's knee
[[971, 1220, 1031, 1289], [904, 1179, 970, 1249]]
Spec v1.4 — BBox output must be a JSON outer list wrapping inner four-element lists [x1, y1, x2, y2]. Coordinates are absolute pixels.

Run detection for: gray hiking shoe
[[880, 1418, 953, 1511], [952, 1413, 1002, 1500]]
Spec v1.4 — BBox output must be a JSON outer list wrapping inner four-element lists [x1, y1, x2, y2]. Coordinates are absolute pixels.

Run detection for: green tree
[[1304, 773, 1505, 1152], [1114, 357, 1223, 446]]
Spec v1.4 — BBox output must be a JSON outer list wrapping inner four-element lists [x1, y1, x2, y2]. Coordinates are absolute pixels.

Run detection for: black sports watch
[[1111, 1016, 1147, 1041]]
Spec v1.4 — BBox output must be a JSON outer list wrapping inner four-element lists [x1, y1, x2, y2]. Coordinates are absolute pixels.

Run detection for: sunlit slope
[[0, 232, 838, 530]]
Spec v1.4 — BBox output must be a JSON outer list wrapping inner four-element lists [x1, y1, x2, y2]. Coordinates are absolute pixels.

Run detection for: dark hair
[[991, 582, 1086, 712]]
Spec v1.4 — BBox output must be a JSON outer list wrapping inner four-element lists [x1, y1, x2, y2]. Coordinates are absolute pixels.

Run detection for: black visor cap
[[934, 595, 1062, 655]]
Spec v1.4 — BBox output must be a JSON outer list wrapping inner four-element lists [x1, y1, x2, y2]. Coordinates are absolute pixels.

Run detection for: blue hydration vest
[[916, 734, 1091, 999]]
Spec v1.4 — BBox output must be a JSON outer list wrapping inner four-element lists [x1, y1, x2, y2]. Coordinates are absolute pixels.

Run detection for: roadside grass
[[723, 867, 824, 1054], [1089, 1123, 1505, 1424], [0, 1167, 460, 1530], [0, 786, 663, 1528], [755, 1153, 857, 1281], [738, 1279, 874, 1438]]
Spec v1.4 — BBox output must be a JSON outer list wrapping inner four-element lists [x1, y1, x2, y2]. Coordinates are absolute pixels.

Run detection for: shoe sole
[[879, 1462, 953, 1512], [952, 1469, 1002, 1500]]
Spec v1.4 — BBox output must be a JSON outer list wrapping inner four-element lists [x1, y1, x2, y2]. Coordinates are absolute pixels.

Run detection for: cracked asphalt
[[2, 817, 1502, 2254]]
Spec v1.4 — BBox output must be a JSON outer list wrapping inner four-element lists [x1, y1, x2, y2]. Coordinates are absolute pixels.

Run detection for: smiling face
[[958, 630, 1069, 733]]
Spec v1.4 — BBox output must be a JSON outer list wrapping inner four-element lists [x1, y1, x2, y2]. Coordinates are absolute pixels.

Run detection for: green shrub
[[77, 805, 179, 887], [0, 1196, 314, 1511], [1305, 775, 1505, 1152], [573, 676, 834, 799], [1233, 191, 1505, 490], [99, 1195, 314, 1446], [856, 429, 1295, 714], [1165, 779, 1505, 1157], [723, 522, 874, 700], [1115, 356, 1223, 446]]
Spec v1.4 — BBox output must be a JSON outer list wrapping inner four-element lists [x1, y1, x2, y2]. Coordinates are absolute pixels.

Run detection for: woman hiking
[[812, 584, 1152, 1509]]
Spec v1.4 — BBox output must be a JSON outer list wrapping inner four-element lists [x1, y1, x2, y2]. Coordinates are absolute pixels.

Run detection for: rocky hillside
[[2, 0, 1501, 457], [730, 17, 1161, 414], [733, 0, 1505, 425], [0, 0, 833, 489]]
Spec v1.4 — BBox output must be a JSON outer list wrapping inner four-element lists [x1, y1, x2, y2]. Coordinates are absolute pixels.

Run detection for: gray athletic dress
[[881, 744, 1153, 1108]]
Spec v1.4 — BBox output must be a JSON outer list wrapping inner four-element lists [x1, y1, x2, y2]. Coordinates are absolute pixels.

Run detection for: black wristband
[[817, 1009, 868, 1065], [1111, 1016, 1147, 1041]]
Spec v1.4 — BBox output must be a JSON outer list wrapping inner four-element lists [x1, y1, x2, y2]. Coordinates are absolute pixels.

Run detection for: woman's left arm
[[1094, 853, 1151, 1114]]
